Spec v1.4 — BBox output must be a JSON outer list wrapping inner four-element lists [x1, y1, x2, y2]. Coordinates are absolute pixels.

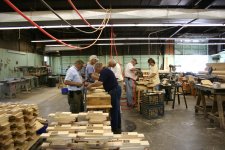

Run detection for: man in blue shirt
[[85, 55, 99, 83], [64, 60, 84, 113], [87, 63, 122, 134]]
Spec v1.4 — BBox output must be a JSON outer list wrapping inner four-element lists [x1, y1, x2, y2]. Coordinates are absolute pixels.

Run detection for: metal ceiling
[[1, 0, 225, 53], [1, 0, 225, 12]]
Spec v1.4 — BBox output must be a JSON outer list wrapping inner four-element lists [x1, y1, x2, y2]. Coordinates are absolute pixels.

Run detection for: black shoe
[[113, 129, 122, 134], [113, 130, 121, 134]]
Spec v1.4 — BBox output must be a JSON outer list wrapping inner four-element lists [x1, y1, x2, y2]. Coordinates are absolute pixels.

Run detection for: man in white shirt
[[124, 58, 138, 107], [148, 58, 160, 90], [108, 59, 124, 91], [64, 60, 84, 113]]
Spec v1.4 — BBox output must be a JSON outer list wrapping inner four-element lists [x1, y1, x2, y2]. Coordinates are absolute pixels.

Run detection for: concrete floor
[[1, 87, 225, 150]]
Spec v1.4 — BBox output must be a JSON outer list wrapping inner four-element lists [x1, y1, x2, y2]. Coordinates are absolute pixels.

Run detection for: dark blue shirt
[[99, 68, 118, 92]]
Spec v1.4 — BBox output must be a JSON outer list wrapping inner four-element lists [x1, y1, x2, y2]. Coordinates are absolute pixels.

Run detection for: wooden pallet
[[0, 103, 40, 150], [41, 111, 150, 150]]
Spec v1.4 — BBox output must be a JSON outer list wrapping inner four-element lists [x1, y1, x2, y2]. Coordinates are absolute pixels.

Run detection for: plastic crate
[[141, 93, 164, 106], [61, 88, 68, 95], [140, 104, 164, 119]]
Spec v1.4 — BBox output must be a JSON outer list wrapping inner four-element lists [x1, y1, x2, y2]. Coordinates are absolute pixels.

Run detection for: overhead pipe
[[68, 0, 109, 31], [4, 0, 109, 50]]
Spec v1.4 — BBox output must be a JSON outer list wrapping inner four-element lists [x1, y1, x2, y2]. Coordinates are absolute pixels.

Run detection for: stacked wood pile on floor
[[0, 103, 39, 150], [209, 63, 225, 80], [0, 110, 14, 150], [199, 63, 225, 80], [41, 111, 150, 150]]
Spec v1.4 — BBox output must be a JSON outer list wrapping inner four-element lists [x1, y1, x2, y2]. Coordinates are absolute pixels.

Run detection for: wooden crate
[[86, 93, 111, 106]]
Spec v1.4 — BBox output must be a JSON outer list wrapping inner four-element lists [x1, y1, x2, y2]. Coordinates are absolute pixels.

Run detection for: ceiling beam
[[194, 0, 216, 9], [169, 19, 198, 38], [1, 9, 225, 23]]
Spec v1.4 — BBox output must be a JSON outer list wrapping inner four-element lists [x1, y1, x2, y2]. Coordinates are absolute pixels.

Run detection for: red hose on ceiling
[[4, 0, 80, 49], [110, 27, 113, 58], [67, 0, 97, 30]]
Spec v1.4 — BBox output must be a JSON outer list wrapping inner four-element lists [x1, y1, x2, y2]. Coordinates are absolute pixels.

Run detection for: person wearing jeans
[[124, 58, 138, 107], [87, 62, 122, 134]]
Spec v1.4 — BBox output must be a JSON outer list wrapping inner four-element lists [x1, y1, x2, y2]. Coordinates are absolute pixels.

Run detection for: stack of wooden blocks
[[7, 107, 27, 150], [20, 104, 39, 142], [0, 110, 14, 150], [0, 103, 39, 150], [41, 111, 150, 150]]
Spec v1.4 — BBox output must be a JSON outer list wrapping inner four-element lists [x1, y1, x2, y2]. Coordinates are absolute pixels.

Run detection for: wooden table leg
[[137, 90, 141, 112], [195, 89, 201, 113], [210, 95, 217, 123], [201, 91, 207, 117], [217, 95, 225, 129]]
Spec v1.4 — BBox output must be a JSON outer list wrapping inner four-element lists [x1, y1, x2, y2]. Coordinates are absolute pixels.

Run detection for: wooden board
[[86, 94, 111, 106]]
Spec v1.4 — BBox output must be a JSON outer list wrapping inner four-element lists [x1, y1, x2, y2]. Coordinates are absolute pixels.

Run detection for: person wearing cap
[[64, 60, 84, 113], [108, 59, 124, 92], [87, 62, 122, 134], [148, 58, 160, 90], [85, 55, 99, 83], [124, 58, 138, 107]]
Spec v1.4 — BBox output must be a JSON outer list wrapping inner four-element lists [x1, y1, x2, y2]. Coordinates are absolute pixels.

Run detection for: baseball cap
[[89, 55, 99, 61]]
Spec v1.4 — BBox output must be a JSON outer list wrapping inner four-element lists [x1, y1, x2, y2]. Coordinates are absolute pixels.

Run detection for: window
[[174, 55, 208, 73]]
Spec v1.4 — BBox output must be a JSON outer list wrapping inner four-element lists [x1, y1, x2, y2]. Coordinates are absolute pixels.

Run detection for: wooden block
[[0, 114, 9, 124], [86, 95, 111, 106], [68, 133, 77, 138], [86, 105, 112, 109], [41, 142, 50, 148], [41, 133, 51, 138], [0, 122, 10, 131], [87, 89, 106, 94]]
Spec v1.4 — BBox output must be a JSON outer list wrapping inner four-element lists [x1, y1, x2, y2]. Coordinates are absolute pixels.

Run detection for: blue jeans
[[154, 84, 160, 91], [125, 78, 134, 105], [108, 85, 121, 133]]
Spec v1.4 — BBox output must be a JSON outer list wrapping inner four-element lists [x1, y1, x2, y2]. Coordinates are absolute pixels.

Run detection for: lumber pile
[[41, 111, 150, 150], [136, 77, 154, 91], [208, 63, 225, 80], [49, 111, 109, 125], [0, 103, 39, 150], [0, 111, 14, 150], [199, 63, 225, 81]]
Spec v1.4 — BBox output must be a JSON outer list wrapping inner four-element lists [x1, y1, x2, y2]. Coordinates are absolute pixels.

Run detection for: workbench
[[195, 84, 225, 129], [0, 79, 19, 98], [0, 76, 39, 99], [24, 76, 39, 89]]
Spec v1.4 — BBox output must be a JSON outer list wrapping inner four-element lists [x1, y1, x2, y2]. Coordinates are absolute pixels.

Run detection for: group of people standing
[[64, 55, 160, 134]]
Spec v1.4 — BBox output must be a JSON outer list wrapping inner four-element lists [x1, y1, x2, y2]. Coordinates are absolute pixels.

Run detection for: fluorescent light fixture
[[45, 42, 225, 47], [31, 37, 225, 43], [7, 50, 26, 55], [1, 23, 225, 30]]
